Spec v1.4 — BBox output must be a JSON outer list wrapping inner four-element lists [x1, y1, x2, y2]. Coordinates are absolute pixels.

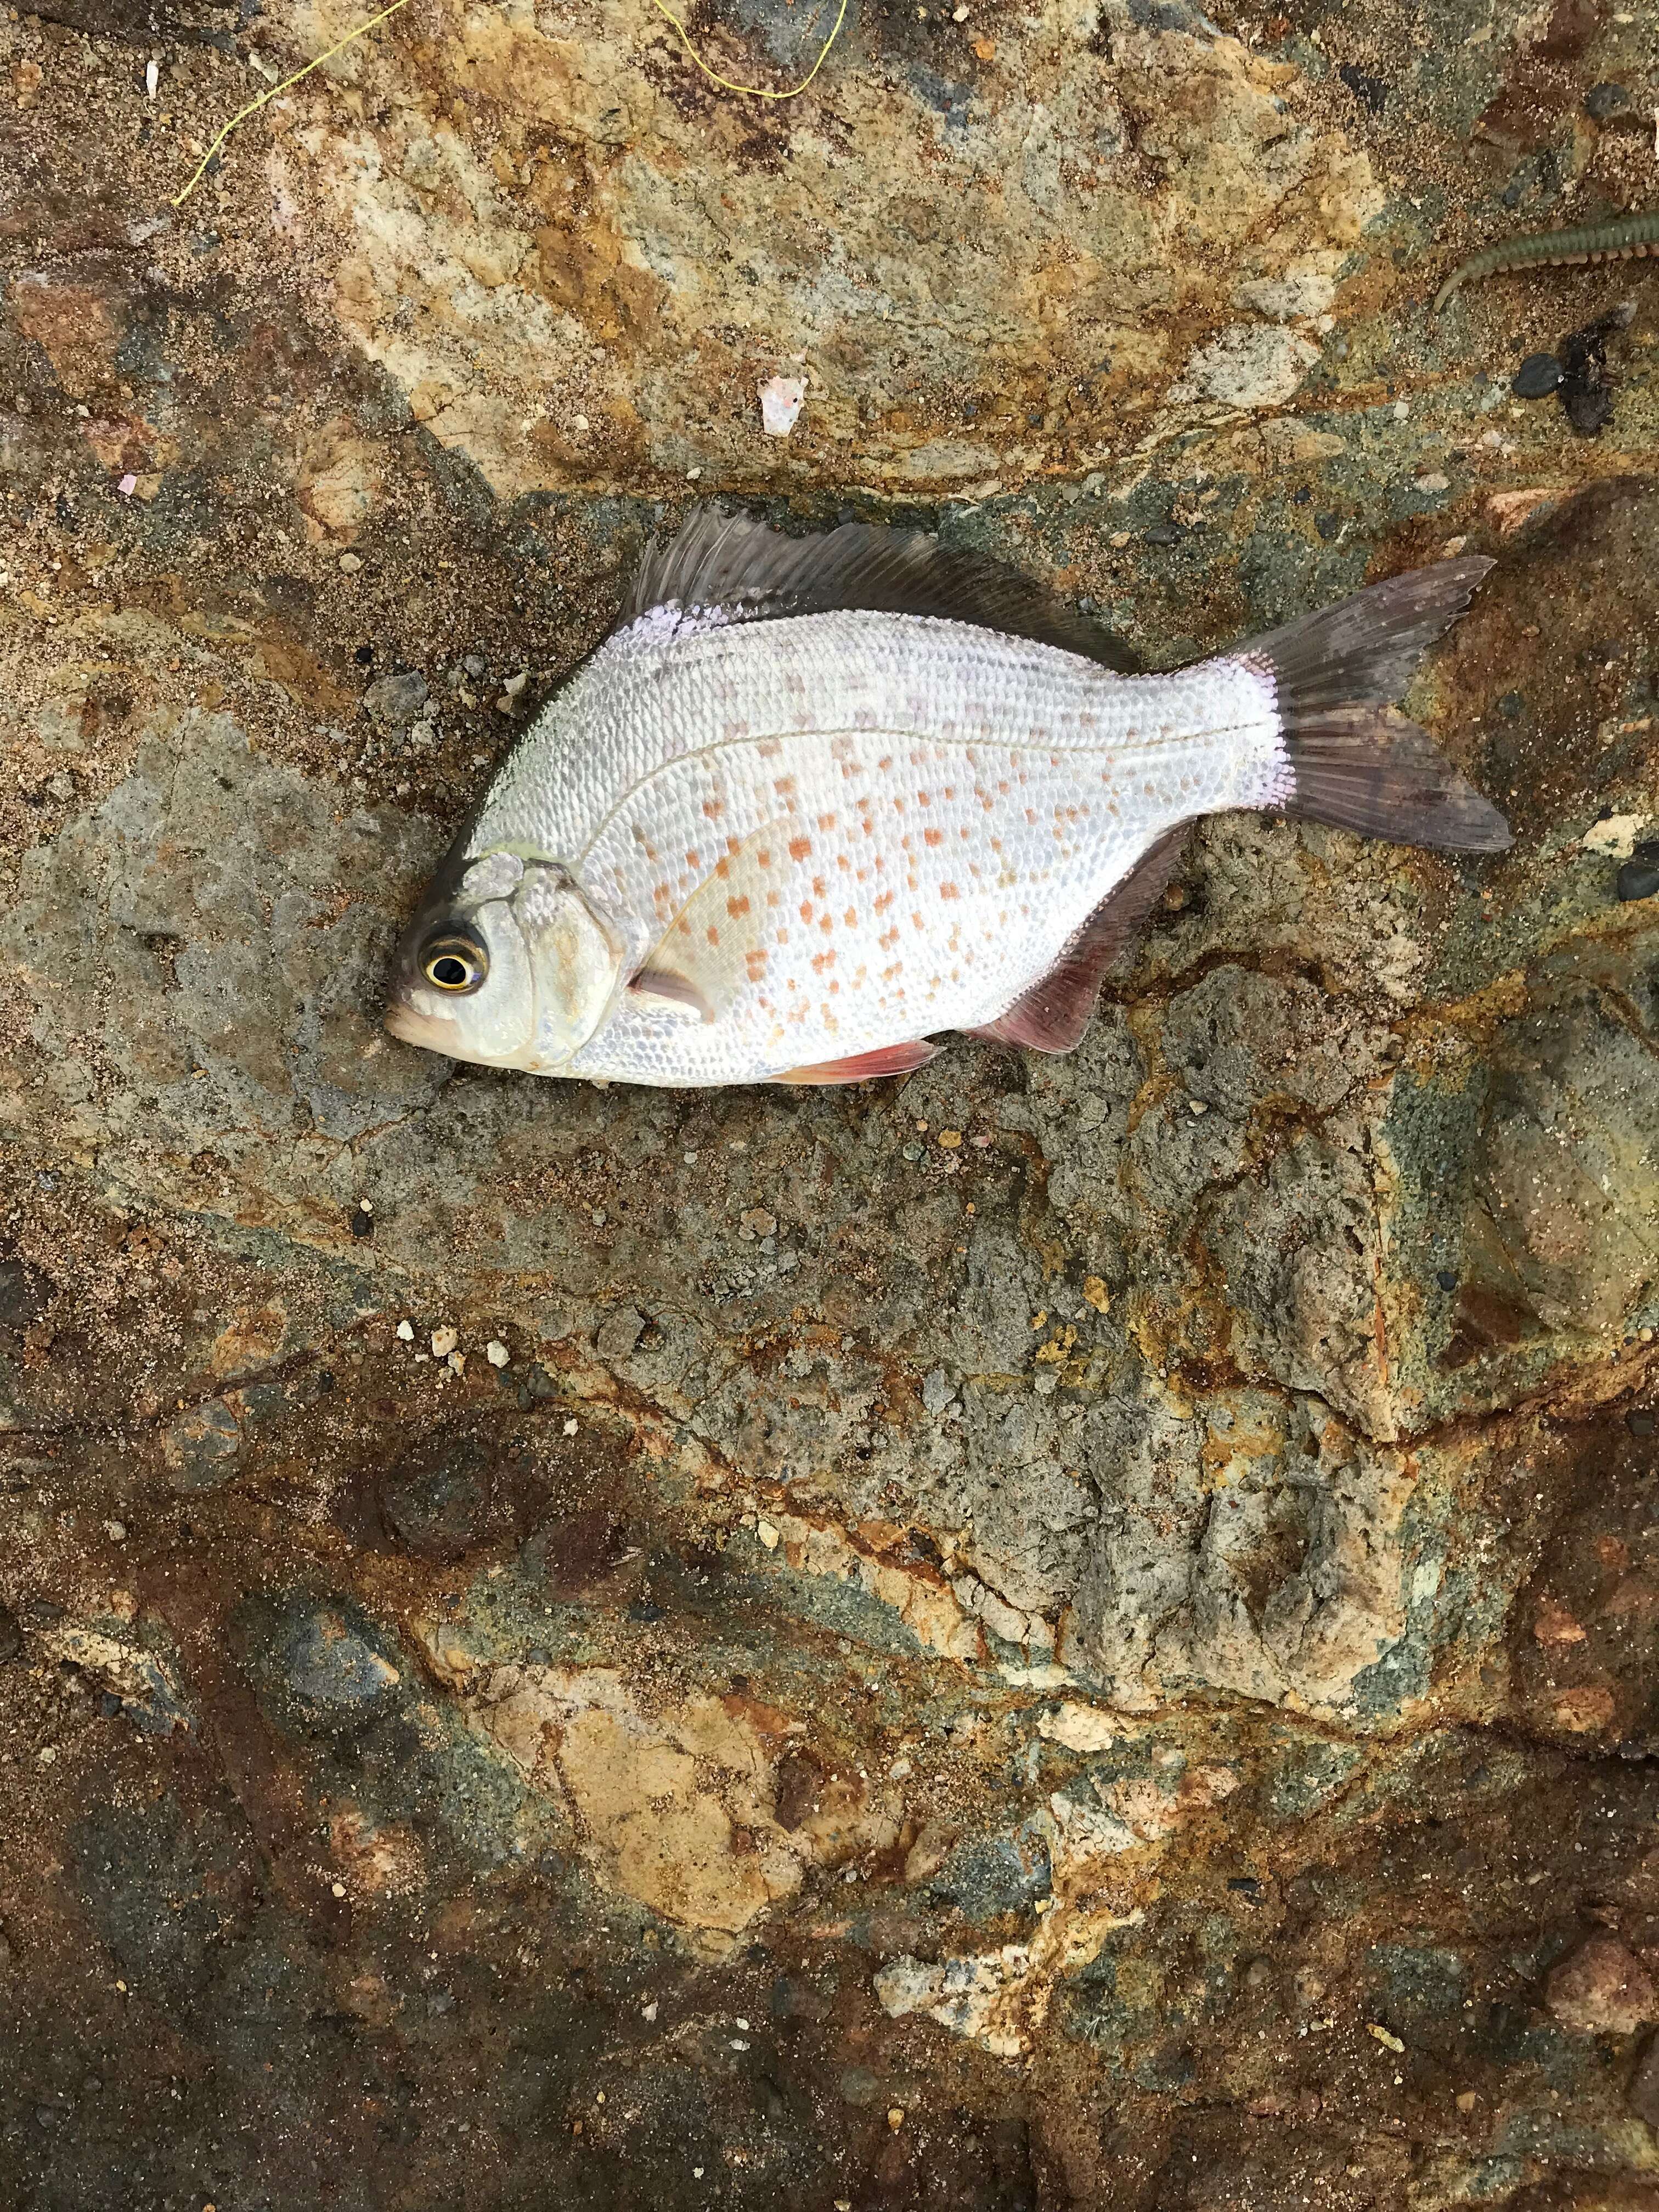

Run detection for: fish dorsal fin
[[970, 828, 1190, 1055], [622, 505, 1138, 673]]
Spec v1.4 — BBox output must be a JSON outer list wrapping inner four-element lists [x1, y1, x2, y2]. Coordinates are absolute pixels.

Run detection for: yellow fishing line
[[174, 0, 844, 208], [172, 0, 411, 208], [644, 0, 848, 99]]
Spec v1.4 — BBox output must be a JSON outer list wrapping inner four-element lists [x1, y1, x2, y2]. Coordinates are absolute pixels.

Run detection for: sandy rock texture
[[4, 0, 1659, 2203]]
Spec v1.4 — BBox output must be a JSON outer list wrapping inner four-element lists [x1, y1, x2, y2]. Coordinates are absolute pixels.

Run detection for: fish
[[384, 508, 1509, 1089]]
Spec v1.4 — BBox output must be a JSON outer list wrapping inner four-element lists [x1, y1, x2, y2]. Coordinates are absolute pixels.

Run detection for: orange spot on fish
[[940, 883, 960, 900], [817, 811, 837, 832], [789, 835, 812, 862], [799, 901, 814, 923], [727, 894, 751, 918], [703, 798, 725, 820], [923, 827, 944, 848], [812, 950, 836, 973]]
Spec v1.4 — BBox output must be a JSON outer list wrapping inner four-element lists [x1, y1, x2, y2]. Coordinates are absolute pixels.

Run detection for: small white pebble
[[573, 413, 590, 431], [486, 1339, 510, 1368], [338, 552, 363, 574], [145, 56, 159, 99], [396, 1319, 414, 1342], [686, 466, 703, 481], [447, 1351, 466, 1374], [562, 1417, 579, 1437], [1188, 1097, 1209, 1116], [431, 1325, 459, 1357], [642, 2000, 658, 2022], [735, 2017, 749, 2030], [104, 1519, 127, 1542], [331, 1882, 347, 1899], [953, 2, 968, 15], [756, 1520, 780, 1550]]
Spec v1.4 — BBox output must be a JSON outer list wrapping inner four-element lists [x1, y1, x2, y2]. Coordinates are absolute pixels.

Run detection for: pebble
[[338, 552, 363, 574], [887, 2107, 905, 2131], [1616, 859, 1659, 902], [1545, 1934, 1658, 2035], [595, 1304, 647, 1361], [396, 1319, 414, 1341], [1628, 1410, 1656, 1438], [756, 1520, 780, 1550], [1512, 352, 1563, 400], [486, 1339, 510, 1368], [1436, 1269, 1458, 1292], [431, 1325, 459, 1357], [362, 671, 429, 729], [1585, 80, 1634, 119]]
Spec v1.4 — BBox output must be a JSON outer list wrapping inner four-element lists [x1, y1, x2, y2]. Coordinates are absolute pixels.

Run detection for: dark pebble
[[1511, 352, 1562, 400], [1584, 81, 1633, 120], [628, 1598, 665, 1624], [349, 1203, 375, 1240], [1315, 512, 1342, 541], [1617, 861, 1659, 903], [1436, 1269, 1458, 1293], [0, 1602, 20, 1663], [353, 644, 375, 665], [1628, 1410, 1657, 1438], [98, 1692, 122, 1718], [1144, 522, 1182, 546], [1497, 691, 1526, 719], [1336, 61, 1388, 114]]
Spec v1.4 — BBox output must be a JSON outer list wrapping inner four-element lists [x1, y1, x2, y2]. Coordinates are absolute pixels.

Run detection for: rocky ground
[[3, 0, 1659, 2204]]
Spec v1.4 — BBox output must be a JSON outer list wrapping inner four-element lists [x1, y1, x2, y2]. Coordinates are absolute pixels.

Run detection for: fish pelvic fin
[[768, 1040, 940, 1085], [1240, 556, 1512, 853]]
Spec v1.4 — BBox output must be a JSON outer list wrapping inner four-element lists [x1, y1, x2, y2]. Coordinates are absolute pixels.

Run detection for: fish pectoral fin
[[769, 1040, 941, 1086], [970, 828, 1191, 1056], [627, 966, 715, 1021]]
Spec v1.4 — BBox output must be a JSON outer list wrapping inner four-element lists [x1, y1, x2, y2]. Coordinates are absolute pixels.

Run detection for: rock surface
[[3, 0, 1659, 2204]]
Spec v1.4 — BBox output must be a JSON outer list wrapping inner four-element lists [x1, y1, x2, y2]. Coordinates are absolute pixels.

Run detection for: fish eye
[[420, 931, 488, 994]]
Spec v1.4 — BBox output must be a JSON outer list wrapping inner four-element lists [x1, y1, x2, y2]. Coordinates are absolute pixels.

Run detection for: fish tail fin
[[1242, 556, 1511, 853]]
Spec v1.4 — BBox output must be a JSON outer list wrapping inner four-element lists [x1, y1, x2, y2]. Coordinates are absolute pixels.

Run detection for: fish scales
[[475, 611, 1280, 1085]]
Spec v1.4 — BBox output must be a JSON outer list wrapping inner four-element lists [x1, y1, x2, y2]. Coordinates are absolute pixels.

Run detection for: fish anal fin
[[971, 830, 1190, 1056], [628, 966, 714, 1021], [769, 1041, 940, 1086], [622, 505, 1137, 673]]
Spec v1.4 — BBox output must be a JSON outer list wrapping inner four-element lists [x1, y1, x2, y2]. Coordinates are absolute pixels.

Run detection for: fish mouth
[[383, 997, 459, 1058]]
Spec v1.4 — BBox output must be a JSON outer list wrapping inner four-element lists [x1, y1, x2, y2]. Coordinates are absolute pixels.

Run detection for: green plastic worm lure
[[1432, 208, 1659, 314]]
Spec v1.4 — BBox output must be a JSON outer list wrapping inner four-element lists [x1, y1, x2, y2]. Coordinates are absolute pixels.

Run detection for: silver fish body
[[385, 512, 1508, 1088]]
